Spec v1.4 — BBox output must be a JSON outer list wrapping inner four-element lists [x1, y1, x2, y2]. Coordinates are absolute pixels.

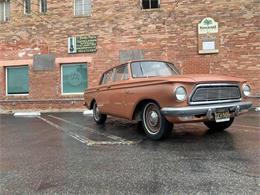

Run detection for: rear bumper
[[161, 102, 252, 120]]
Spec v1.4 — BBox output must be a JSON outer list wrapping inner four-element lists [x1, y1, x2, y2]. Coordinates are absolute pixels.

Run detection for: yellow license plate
[[215, 111, 230, 123]]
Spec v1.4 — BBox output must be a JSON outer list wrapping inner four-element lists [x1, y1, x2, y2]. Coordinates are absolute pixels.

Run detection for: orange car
[[84, 60, 252, 140]]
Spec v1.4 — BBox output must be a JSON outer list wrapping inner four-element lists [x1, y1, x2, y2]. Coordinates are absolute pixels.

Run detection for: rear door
[[108, 64, 130, 118], [96, 69, 114, 114]]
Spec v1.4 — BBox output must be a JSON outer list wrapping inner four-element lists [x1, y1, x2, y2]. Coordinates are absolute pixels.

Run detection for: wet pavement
[[0, 111, 259, 194]]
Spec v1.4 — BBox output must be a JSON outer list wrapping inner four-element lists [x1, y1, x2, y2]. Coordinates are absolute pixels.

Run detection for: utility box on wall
[[198, 17, 219, 54]]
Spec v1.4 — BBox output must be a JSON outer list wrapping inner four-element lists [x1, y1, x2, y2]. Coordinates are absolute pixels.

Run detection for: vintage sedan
[[84, 60, 252, 140]]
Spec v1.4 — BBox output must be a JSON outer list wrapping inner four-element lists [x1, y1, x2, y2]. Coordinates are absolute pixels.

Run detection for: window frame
[[0, 0, 10, 22], [24, 0, 31, 15], [61, 63, 88, 95], [74, 0, 91, 17], [39, 0, 47, 13], [5, 65, 29, 96], [140, 0, 160, 10]]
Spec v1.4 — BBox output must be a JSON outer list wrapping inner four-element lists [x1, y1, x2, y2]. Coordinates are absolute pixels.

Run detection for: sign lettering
[[68, 36, 97, 54]]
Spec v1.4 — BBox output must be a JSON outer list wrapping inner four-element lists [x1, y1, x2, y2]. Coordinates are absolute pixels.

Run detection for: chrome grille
[[190, 84, 241, 104]]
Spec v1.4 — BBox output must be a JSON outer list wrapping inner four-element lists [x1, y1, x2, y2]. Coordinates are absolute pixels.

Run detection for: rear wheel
[[204, 118, 234, 132], [142, 102, 173, 140], [93, 102, 107, 124]]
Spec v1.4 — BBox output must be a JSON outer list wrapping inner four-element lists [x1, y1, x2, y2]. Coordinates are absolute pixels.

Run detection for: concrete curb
[[83, 110, 93, 115], [14, 112, 41, 117]]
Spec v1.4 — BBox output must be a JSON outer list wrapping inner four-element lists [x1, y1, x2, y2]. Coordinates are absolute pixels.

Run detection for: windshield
[[131, 61, 179, 78]]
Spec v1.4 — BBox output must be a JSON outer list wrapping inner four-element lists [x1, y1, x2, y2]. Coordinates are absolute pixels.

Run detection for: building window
[[6, 66, 29, 95], [0, 0, 10, 22], [24, 0, 31, 15], [39, 0, 47, 13], [74, 0, 91, 16], [141, 0, 160, 9], [61, 64, 88, 94]]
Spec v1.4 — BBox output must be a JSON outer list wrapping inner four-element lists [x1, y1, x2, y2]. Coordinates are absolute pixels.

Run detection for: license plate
[[215, 111, 230, 123]]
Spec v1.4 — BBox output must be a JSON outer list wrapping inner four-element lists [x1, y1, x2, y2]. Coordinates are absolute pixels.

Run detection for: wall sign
[[198, 17, 219, 54], [119, 49, 144, 63], [33, 54, 56, 71], [68, 36, 97, 54]]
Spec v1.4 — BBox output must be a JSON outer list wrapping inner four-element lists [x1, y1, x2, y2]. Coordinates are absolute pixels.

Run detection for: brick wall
[[0, 0, 259, 112]]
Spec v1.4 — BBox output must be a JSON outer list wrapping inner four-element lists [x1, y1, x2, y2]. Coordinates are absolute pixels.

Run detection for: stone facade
[[0, 0, 259, 112]]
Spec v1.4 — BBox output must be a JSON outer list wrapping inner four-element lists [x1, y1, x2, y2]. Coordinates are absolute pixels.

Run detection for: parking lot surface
[[0, 111, 259, 194]]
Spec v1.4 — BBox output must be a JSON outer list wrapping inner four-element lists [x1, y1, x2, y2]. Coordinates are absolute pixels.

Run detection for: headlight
[[242, 84, 251, 97], [175, 86, 187, 101]]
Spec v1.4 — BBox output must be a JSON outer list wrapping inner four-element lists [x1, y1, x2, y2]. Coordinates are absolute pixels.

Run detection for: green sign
[[68, 36, 97, 54]]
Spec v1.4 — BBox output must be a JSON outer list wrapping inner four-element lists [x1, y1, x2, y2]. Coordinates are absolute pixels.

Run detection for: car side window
[[131, 62, 143, 78], [114, 65, 129, 81], [101, 70, 113, 85]]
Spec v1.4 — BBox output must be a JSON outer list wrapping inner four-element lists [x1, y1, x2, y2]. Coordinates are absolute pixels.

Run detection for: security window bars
[[39, 0, 47, 13], [74, 0, 91, 16], [24, 0, 31, 15], [0, 0, 10, 22], [141, 0, 160, 9], [61, 64, 88, 94], [6, 66, 29, 95]]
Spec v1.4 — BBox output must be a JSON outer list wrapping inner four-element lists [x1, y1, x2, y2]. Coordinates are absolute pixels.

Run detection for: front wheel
[[204, 118, 234, 132], [93, 102, 107, 124], [142, 102, 173, 140]]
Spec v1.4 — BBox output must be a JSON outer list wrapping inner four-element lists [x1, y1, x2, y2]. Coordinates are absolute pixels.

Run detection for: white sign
[[202, 41, 215, 50], [198, 17, 218, 34]]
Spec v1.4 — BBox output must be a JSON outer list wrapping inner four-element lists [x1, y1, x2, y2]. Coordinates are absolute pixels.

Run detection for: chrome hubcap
[[149, 111, 159, 126], [143, 103, 161, 135]]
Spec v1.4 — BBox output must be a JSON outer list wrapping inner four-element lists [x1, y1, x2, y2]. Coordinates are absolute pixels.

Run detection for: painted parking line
[[48, 115, 133, 142], [38, 116, 93, 144], [38, 116, 139, 146]]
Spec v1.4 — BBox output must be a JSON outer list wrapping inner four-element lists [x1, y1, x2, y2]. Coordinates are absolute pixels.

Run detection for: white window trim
[[6, 66, 29, 96], [39, 0, 47, 13], [61, 64, 87, 95], [24, 0, 31, 15], [1, 0, 9, 22], [74, 0, 90, 16], [3, 1, 6, 21]]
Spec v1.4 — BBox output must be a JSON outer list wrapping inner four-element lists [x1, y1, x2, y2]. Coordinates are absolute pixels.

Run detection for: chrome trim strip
[[189, 99, 242, 105], [188, 83, 242, 105], [161, 102, 252, 117]]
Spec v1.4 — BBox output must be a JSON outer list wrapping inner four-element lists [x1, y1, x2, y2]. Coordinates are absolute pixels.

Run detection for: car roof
[[103, 59, 175, 74]]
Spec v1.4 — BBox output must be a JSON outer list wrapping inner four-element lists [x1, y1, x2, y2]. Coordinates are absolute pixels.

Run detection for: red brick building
[[0, 0, 259, 112]]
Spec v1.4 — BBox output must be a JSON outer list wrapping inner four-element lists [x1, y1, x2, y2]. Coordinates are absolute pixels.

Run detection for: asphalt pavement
[[0, 111, 259, 194]]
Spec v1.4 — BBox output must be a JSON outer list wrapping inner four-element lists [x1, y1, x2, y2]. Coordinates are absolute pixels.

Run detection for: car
[[84, 60, 252, 140]]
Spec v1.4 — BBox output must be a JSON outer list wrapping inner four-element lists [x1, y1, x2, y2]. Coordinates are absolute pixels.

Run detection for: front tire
[[204, 118, 234, 132], [142, 102, 173, 140], [93, 102, 107, 124]]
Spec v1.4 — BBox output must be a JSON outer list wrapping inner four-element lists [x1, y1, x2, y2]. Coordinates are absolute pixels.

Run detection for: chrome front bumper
[[161, 102, 252, 120]]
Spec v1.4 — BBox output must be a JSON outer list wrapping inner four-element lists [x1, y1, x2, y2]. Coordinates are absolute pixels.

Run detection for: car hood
[[154, 74, 246, 84]]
